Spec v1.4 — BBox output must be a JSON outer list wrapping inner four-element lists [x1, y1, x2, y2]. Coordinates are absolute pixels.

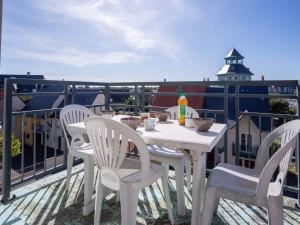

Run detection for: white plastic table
[[67, 115, 227, 225]]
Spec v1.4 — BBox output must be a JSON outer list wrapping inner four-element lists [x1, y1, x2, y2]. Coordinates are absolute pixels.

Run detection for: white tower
[[217, 48, 254, 81]]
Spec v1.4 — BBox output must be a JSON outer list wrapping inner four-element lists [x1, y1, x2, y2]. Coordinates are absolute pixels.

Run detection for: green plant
[[125, 96, 135, 105], [0, 131, 21, 158], [269, 98, 296, 115], [269, 98, 296, 127]]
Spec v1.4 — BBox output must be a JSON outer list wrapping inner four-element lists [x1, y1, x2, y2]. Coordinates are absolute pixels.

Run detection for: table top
[[67, 115, 227, 152]]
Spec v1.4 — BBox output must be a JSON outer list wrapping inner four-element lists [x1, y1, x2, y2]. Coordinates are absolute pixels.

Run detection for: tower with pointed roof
[[217, 48, 254, 81]]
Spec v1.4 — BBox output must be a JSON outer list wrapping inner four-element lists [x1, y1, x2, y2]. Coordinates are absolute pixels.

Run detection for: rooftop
[[225, 48, 244, 60]]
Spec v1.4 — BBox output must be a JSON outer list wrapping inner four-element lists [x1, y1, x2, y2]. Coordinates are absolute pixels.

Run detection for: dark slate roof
[[204, 86, 271, 131], [25, 84, 64, 111], [217, 64, 254, 76], [0, 74, 45, 92], [225, 48, 244, 59], [57, 91, 99, 108]]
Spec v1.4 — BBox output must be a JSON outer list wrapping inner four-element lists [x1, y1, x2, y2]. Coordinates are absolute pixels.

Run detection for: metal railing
[[1, 78, 300, 206]]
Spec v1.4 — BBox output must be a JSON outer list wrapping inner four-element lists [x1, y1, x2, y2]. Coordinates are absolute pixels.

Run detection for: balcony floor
[[1, 164, 300, 225]]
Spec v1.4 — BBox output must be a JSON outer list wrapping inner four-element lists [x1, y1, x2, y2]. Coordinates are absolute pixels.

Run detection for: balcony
[[1, 78, 300, 224], [1, 164, 300, 225]]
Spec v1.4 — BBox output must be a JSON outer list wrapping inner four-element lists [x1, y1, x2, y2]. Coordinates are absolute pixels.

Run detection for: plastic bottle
[[178, 92, 188, 125]]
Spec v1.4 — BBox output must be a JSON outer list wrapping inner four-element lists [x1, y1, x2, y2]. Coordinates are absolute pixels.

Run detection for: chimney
[[207, 78, 210, 81], [261, 75, 265, 81], [27, 72, 30, 75]]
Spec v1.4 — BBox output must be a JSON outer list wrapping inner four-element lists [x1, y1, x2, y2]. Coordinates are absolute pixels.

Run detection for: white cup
[[185, 118, 195, 128], [144, 118, 156, 130]]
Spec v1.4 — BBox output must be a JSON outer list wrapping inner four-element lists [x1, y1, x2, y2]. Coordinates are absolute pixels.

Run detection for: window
[[235, 76, 238, 80], [247, 134, 252, 152], [241, 134, 246, 150]]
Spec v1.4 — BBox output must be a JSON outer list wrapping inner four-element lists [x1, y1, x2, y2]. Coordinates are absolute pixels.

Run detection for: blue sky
[[1, 0, 300, 81]]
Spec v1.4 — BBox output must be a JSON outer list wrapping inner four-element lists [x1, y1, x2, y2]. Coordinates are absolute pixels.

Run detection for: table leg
[[191, 152, 207, 225], [173, 159, 186, 216], [83, 157, 95, 216], [199, 153, 207, 212]]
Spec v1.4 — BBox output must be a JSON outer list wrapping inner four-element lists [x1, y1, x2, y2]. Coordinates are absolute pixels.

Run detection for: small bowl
[[192, 118, 214, 132], [120, 117, 141, 130], [156, 111, 170, 122]]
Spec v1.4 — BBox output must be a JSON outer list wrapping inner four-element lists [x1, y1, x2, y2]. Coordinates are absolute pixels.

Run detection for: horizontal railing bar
[[240, 111, 298, 119], [13, 92, 64, 96], [6, 78, 299, 88], [5, 78, 108, 86], [283, 185, 300, 194], [12, 108, 62, 115], [14, 91, 298, 99], [147, 105, 225, 114], [236, 94, 298, 99], [143, 92, 225, 97], [107, 80, 299, 86]]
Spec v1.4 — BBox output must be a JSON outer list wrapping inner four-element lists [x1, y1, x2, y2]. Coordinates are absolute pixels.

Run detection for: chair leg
[[115, 191, 120, 203], [94, 175, 104, 225], [161, 173, 175, 225], [66, 153, 74, 191], [174, 160, 186, 216], [162, 163, 170, 176], [267, 194, 283, 225], [120, 185, 139, 225], [200, 186, 219, 225], [185, 158, 192, 190]]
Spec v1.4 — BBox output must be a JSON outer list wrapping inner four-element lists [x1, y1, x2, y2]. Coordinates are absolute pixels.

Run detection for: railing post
[[223, 83, 228, 163], [235, 84, 240, 165], [1, 78, 13, 203], [64, 84, 69, 106], [134, 85, 139, 114], [71, 84, 76, 104], [141, 85, 145, 112], [105, 84, 110, 110], [63, 84, 69, 167]]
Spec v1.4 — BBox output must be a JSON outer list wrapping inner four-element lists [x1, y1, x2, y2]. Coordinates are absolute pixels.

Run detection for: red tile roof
[[152, 85, 207, 109]]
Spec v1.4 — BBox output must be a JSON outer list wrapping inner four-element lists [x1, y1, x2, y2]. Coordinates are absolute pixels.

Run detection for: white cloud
[[35, 0, 193, 59], [9, 48, 141, 67], [4, 0, 197, 68]]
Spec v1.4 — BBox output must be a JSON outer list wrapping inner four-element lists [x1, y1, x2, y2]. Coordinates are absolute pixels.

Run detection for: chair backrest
[[255, 119, 300, 197], [60, 104, 94, 149], [84, 116, 150, 190], [165, 106, 199, 120]]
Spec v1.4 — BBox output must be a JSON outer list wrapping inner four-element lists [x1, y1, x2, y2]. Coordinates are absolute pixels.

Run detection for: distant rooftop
[[217, 64, 254, 76], [225, 48, 244, 60]]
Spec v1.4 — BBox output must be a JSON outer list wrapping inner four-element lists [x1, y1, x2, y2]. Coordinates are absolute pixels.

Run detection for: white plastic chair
[[60, 104, 95, 207], [84, 116, 174, 225], [201, 119, 300, 225], [147, 106, 198, 215]]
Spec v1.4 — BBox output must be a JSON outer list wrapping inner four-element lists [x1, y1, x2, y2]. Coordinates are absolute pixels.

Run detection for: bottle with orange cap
[[178, 92, 188, 125]]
